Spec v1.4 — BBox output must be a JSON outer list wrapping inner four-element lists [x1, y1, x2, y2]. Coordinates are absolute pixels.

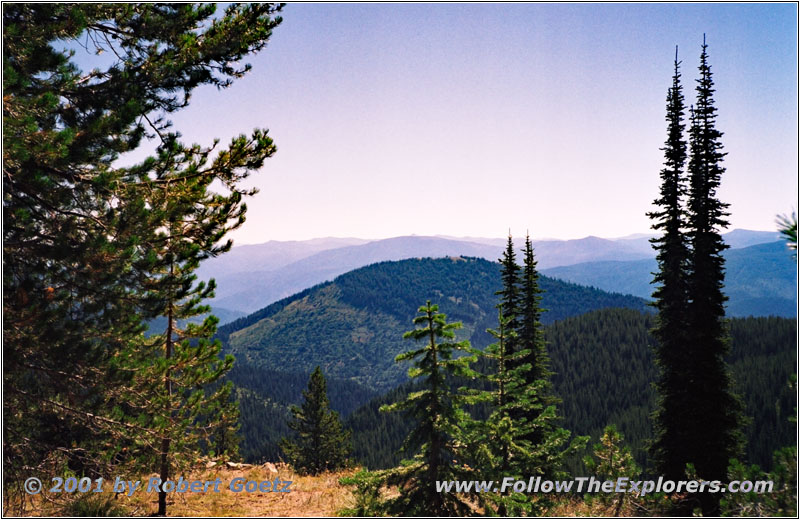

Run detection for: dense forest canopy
[[231, 307, 796, 472]]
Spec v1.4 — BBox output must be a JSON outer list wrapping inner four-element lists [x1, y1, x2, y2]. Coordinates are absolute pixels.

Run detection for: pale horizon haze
[[117, 3, 798, 244]]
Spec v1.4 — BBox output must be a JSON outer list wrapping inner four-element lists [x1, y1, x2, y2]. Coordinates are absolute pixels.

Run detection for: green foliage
[[723, 377, 797, 517], [377, 301, 478, 516], [463, 311, 534, 515], [497, 235, 522, 355], [585, 425, 640, 481], [337, 469, 387, 517], [3, 2, 281, 500], [519, 234, 554, 392], [227, 365, 375, 462], [722, 447, 797, 517], [464, 306, 586, 515], [584, 425, 640, 515], [280, 367, 352, 475]]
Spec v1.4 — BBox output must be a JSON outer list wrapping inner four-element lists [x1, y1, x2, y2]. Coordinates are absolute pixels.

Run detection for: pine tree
[[124, 152, 274, 514], [379, 301, 478, 516], [648, 48, 693, 484], [3, 3, 282, 495], [683, 37, 743, 515], [280, 367, 352, 475], [584, 425, 641, 516]]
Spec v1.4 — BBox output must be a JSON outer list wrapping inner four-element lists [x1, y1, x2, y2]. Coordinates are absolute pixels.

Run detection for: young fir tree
[[378, 301, 478, 516], [280, 367, 352, 475], [3, 3, 282, 499], [683, 38, 743, 515], [648, 48, 693, 485]]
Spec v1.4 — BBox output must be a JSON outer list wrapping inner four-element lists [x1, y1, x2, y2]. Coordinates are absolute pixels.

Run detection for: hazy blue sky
[[127, 3, 798, 243]]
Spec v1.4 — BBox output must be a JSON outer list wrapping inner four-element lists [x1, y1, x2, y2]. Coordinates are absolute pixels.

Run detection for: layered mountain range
[[200, 229, 793, 322]]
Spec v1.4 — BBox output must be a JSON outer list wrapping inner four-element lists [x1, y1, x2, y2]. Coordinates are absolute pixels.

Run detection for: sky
[[121, 3, 798, 244]]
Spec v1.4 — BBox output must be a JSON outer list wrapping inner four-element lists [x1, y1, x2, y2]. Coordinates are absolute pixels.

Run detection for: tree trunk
[[158, 260, 175, 516]]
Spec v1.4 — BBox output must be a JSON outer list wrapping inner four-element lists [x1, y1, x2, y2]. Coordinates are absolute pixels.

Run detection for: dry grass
[[5, 467, 667, 517], [125, 463, 359, 517], [6, 463, 359, 517]]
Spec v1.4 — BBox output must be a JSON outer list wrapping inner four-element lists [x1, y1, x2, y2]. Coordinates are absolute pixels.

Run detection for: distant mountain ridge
[[197, 236, 370, 281], [542, 241, 797, 317], [200, 229, 785, 320]]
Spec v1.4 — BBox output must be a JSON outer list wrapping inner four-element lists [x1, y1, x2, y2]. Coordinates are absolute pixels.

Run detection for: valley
[[213, 255, 796, 476]]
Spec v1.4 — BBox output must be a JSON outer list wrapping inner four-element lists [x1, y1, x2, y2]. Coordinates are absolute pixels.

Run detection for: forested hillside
[[344, 310, 796, 472], [217, 257, 650, 392], [226, 366, 376, 462]]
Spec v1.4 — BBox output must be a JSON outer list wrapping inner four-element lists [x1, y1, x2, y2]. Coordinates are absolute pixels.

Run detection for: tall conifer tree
[[519, 234, 555, 399], [280, 367, 352, 475], [648, 48, 693, 484], [684, 38, 743, 515], [124, 141, 276, 514], [468, 310, 552, 515], [497, 234, 522, 358]]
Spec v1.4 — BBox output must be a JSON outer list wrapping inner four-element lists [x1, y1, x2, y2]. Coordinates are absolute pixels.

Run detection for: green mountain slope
[[346, 310, 796, 472], [219, 257, 650, 393]]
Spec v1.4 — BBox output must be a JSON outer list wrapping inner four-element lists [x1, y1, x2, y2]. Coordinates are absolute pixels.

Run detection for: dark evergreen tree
[[3, 3, 282, 503], [518, 232, 560, 453], [280, 367, 352, 475], [648, 48, 693, 486], [497, 234, 522, 357], [519, 234, 552, 387], [683, 37, 743, 515], [379, 301, 478, 516]]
